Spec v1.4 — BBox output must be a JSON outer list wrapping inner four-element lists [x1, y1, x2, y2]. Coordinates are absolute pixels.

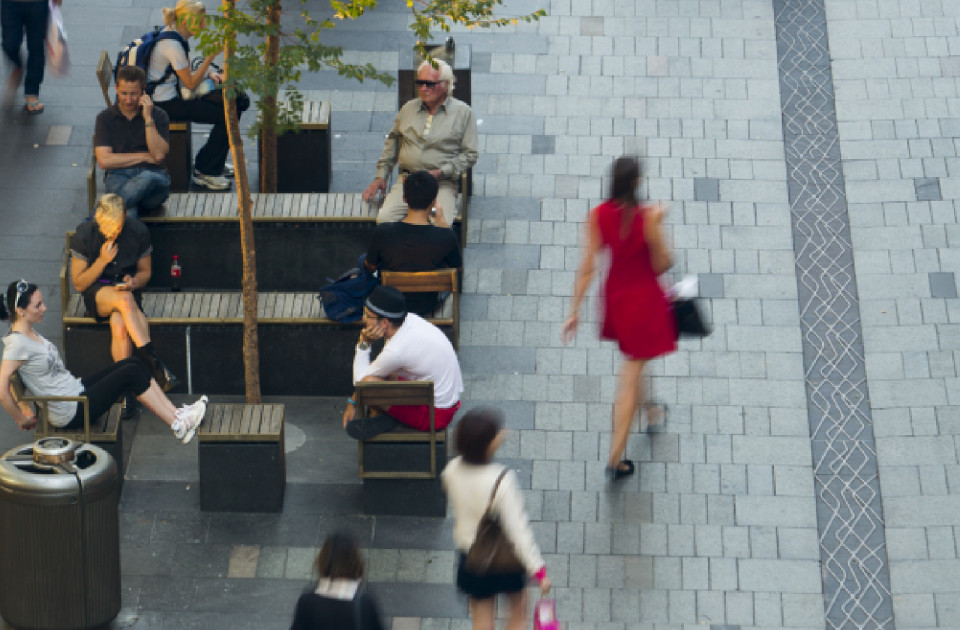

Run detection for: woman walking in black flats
[[563, 156, 676, 482]]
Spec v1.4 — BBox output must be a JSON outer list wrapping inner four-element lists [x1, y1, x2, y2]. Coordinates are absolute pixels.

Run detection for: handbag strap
[[482, 467, 510, 518]]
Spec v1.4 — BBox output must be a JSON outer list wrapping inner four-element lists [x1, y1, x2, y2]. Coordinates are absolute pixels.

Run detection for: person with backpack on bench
[[145, 0, 248, 191], [94, 65, 171, 216]]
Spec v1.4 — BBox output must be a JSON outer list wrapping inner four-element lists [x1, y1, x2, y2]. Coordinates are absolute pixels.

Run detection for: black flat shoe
[[606, 459, 635, 481], [346, 414, 399, 440]]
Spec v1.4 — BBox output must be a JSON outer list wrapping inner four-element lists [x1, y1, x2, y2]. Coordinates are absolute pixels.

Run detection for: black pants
[[156, 92, 248, 176], [64, 358, 152, 430], [0, 0, 47, 96]]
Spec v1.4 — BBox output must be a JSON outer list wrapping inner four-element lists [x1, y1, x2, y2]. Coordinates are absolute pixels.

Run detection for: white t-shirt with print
[[146, 30, 190, 103], [2, 332, 83, 427]]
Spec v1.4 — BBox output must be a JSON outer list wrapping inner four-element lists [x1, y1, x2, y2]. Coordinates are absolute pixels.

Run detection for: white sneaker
[[222, 163, 235, 178], [175, 395, 209, 444], [192, 170, 230, 191]]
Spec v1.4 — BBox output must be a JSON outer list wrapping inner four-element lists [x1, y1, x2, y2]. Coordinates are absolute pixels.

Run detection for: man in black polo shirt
[[364, 171, 462, 315], [94, 65, 171, 216]]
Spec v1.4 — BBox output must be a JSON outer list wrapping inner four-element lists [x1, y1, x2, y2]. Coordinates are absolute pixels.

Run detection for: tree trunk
[[222, 0, 261, 403], [259, 0, 281, 193]]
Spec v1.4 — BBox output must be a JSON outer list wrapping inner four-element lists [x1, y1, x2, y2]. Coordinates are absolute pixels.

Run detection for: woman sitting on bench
[[0, 279, 208, 444]]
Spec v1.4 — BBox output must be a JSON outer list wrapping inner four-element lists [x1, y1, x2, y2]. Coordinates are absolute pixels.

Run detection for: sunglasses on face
[[415, 80, 442, 88]]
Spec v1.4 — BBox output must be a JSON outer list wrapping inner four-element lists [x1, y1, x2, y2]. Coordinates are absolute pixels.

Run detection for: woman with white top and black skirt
[[442, 407, 552, 630]]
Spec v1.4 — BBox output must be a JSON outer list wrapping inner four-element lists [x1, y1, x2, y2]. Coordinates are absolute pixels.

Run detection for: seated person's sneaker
[[173, 395, 209, 444], [221, 163, 235, 178], [192, 170, 230, 191]]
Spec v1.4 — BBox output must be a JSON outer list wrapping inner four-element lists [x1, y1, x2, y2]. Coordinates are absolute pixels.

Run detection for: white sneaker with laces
[[176, 395, 209, 444], [192, 170, 230, 191]]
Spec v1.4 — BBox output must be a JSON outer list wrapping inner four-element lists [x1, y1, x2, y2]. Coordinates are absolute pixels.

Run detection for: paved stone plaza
[[0, 0, 958, 628]]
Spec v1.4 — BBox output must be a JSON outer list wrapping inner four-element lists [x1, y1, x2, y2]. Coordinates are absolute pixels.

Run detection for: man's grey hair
[[417, 59, 455, 88]]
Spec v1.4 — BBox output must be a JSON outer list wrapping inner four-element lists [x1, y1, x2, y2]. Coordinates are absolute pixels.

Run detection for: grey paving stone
[[929, 272, 958, 299], [695, 177, 721, 202]]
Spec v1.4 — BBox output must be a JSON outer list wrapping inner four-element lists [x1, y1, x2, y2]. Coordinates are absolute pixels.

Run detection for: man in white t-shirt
[[342, 285, 463, 439]]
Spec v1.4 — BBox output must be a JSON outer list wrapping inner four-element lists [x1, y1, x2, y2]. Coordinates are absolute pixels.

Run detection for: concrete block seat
[[197, 403, 285, 512], [139, 192, 465, 291]]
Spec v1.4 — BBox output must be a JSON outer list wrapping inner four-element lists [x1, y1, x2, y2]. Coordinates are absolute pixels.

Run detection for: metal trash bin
[[0, 438, 120, 630]]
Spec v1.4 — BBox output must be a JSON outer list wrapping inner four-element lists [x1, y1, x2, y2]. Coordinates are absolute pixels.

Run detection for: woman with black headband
[[0, 279, 208, 443]]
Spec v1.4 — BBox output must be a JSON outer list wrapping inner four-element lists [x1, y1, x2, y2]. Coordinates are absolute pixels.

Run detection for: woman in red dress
[[563, 156, 676, 481]]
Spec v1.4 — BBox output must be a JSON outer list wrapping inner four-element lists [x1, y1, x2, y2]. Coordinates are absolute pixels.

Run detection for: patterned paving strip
[[773, 0, 894, 628]]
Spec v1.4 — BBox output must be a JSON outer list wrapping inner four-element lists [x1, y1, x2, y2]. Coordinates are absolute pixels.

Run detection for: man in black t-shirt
[[365, 171, 462, 315], [94, 65, 171, 216]]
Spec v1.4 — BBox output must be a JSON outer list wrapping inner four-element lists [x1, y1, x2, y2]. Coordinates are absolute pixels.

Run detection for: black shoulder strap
[[482, 467, 510, 517]]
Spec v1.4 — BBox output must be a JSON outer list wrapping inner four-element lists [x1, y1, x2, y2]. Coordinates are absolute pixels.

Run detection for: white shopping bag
[[45, 1, 69, 76]]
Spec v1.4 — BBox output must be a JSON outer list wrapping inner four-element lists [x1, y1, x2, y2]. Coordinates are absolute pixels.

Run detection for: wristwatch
[[357, 340, 370, 351]]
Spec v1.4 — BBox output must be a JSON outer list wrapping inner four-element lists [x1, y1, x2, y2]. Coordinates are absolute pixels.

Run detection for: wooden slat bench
[[9, 373, 124, 485], [140, 192, 466, 290], [197, 403, 285, 512], [61, 290, 456, 396], [354, 381, 447, 517], [88, 50, 192, 212]]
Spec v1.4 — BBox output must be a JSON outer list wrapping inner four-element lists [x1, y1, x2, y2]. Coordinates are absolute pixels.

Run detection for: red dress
[[595, 200, 677, 360]]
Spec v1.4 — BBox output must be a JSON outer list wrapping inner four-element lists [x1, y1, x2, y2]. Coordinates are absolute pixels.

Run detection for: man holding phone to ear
[[70, 193, 180, 400]]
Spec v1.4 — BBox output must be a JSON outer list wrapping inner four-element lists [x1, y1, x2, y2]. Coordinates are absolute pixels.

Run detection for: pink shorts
[[387, 400, 461, 432]]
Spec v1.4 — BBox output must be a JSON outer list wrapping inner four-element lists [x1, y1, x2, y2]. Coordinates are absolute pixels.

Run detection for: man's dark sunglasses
[[415, 80, 442, 88]]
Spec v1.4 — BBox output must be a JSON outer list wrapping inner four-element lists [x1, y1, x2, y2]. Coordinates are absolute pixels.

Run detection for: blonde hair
[[162, 0, 206, 28], [94, 194, 126, 224]]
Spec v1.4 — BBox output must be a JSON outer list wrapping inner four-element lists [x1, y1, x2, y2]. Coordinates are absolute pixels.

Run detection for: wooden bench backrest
[[97, 50, 113, 107], [381, 269, 459, 349], [380, 269, 457, 294], [355, 380, 442, 479], [355, 380, 434, 410]]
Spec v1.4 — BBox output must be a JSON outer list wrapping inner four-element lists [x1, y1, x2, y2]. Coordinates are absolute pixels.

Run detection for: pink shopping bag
[[533, 598, 559, 630]]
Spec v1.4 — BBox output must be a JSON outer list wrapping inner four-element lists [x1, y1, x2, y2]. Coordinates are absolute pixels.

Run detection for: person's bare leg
[[108, 312, 133, 361], [608, 358, 645, 469], [469, 597, 496, 630], [505, 589, 528, 630], [95, 287, 151, 347], [136, 380, 179, 426]]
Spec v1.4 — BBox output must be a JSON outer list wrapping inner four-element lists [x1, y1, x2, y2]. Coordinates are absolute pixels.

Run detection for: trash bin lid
[[0, 441, 117, 504], [33, 437, 79, 466]]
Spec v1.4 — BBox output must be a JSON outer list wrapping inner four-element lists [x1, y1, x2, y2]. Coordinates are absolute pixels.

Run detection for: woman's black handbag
[[463, 468, 525, 575], [673, 297, 711, 338]]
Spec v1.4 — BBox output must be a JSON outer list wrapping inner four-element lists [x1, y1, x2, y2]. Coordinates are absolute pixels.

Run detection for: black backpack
[[116, 27, 189, 95]]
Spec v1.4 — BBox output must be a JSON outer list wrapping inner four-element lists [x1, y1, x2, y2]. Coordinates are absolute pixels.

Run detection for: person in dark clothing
[[289, 533, 384, 630], [365, 171, 462, 315], [70, 194, 179, 393]]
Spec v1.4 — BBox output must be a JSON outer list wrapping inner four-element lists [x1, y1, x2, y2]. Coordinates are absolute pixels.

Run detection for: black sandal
[[606, 459, 635, 481]]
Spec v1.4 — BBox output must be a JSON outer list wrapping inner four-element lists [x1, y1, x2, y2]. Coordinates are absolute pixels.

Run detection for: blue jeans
[[104, 167, 171, 216], [1, 0, 48, 96]]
